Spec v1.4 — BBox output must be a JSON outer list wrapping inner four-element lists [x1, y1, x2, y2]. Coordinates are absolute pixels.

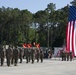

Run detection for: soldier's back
[[0, 47, 4, 58], [13, 48, 18, 57], [6, 48, 12, 58]]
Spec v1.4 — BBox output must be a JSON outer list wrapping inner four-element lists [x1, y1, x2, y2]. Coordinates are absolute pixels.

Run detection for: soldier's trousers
[[67, 56, 69, 61], [28, 56, 31, 62], [19, 57, 22, 63], [31, 56, 34, 63], [37, 57, 39, 62], [11, 58, 14, 64], [62, 56, 64, 61], [1, 58, 4, 66], [7, 58, 10, 66], [14, 57, 18, 66], [26, 56, 29, 63], [70, 56, 72, 61], [40, 57, 43, 63]]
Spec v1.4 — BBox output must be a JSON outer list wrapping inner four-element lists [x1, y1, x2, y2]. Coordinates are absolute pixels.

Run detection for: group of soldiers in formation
[[61, 50, 73, 61], [0, 44, 74, 67], [0, 45, 44, 67]]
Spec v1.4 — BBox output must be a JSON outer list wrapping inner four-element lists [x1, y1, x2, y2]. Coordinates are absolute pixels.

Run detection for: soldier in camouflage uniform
[[28, 48, 31, 62], [66, 51, 69, 61], [6, 45, 12, 66], [31, 48, 35, 64], [19, 48, 23, 63], [69, 52, 73, 61], [25, 48, 29, 63], [0, 45, 4, 66], [40, 50, 44, 63], [13, 46, 19, 66], [36, 49, 40, 62], [61, 51, 65, 61], [11, 46, 14, 64]]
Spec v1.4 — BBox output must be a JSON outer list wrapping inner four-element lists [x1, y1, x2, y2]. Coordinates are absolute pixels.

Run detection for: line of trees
[[0, 0, 75, 48]]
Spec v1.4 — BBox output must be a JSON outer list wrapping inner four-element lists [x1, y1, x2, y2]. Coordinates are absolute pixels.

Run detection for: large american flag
[[66, 6, 76, 56]]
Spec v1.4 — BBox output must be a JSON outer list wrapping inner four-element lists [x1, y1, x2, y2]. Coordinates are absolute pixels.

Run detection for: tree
[[45, 3, 56, 48], [70, 0, 76, 5], [0, 2, 70, 47], [34, 10, 49, 46], [51, 5, 68, 48], [20, 9, 33, 44]]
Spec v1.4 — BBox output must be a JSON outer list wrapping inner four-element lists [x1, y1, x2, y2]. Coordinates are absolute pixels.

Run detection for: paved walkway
[[0, 58, 76, 75]]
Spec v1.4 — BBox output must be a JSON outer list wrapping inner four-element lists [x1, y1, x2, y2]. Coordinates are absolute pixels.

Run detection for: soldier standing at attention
[[28, 48, 31, 62], [40, 49, 44, 63], [31, 48, 35, 64], [6, 45, 12, 66], [36, 49, 40, 62], [0, 45, 4, 66], [13, 46, 19, 66], [25, 48, 29, 63], [19, 48, 23, 63], [61, 51, 64, 61], [11, 46, 14, 65], [66, 51, 69, 61], [69, 51, 73, 61]]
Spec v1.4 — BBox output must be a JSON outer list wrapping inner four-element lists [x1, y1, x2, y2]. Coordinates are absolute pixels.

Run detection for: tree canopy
[[0, 0, 75, 48]]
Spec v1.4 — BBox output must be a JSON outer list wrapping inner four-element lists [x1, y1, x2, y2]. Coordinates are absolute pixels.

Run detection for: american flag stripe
[[66, 6, 76, 56], [72, 21, 74, 56], [66, 21, 75, 56], [66, 22, 70, 51], [74, 21, 76, 56], [70, 21, 73, 52]]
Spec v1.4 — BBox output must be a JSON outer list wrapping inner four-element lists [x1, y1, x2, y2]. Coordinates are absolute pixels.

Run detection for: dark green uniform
[[11, 48, 13, 64], [25, 49, 29, 63], [61, 51, 66, 61], [13, 47, 18, 66], [69, 52, 72, 61], [6, 47, 12, 66], [40, 50, 44, 63], [19, 48, 23, 63], [31, 49, 35, 63], [28, 49, 31, 62], [36, 50, 40, 62], [0, 45, 4, 66], [66, 52, 69, 61]]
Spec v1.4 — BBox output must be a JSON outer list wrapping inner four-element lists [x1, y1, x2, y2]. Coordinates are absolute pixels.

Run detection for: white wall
[[53, 47, 63, 57]]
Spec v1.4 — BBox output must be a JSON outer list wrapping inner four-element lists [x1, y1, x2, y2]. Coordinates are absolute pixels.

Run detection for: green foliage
[[0, 1, 72, 47], [52, 36, 64, 47], [70, 0, 76, 5]]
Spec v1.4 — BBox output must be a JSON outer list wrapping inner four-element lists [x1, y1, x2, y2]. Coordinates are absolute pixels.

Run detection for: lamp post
[[47, 23, 53, 49], [47, 23, 49, 48], [35, 23, 36, 43]]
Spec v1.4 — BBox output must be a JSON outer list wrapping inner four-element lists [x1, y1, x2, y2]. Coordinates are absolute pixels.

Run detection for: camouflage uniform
[[66, 52, 69, 61], [61, 51, 66, 61], [0, 45, 4, 66], [69, 52, 72, 61], [10, 46, 13, 64], [40, 50, 44, 63], [28, 49, 31, 62], [31, 49, 35, 64], [13, 46, 18, 66], [25, 49, 29, 63], [19, 48, 23, 63], [6, 46, 12, 66], [36, 49, 40, 62]]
